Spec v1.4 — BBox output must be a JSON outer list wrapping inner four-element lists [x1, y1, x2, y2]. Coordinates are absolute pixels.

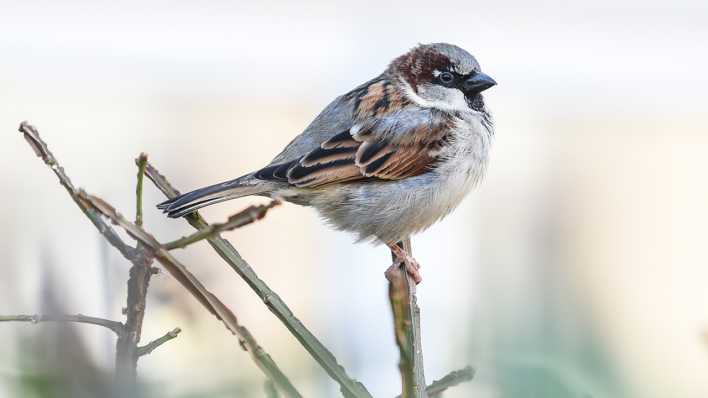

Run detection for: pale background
[[1, 1, 707, 397]]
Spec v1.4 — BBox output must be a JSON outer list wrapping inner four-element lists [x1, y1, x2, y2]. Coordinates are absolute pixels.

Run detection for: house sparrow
[[158, 43, 496, 283]]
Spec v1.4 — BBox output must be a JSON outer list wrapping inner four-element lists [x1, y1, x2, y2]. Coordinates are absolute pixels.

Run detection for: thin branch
[[387, 239, 426, 398], [78, 191, 302, 398], [0, 314, 124, 335], [114, 153, 155, 388], [115, 249, 154, 386], [137, 327, 181, 356], [163, 200, 280, 250], [144, 161, 373, 398], [19, 122, 158, 393], [18, 121, 138, 260], [19, 123, 301, 397], [135, 153, 148, 227], [424, 367, 474, 398], [387, 266, 415, 398], [81, 190, 228, 314]]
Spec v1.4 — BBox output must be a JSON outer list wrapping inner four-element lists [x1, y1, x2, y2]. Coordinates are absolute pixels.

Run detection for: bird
[[158, 43, 496, 283]]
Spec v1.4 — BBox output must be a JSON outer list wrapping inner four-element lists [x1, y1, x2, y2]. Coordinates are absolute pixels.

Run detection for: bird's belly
[[279, 117, 491, 243], [304, 167, 481, 243]]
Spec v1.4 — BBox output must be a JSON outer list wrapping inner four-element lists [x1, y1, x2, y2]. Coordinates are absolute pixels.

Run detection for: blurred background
[[2, 1, 708, 397]]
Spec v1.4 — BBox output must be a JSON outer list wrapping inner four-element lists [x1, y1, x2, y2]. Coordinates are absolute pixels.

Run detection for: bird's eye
[[438, 71, 455, 86]]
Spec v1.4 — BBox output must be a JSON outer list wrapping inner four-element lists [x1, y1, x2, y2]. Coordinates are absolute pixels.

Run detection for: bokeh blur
[[2, 1, 708, 397]]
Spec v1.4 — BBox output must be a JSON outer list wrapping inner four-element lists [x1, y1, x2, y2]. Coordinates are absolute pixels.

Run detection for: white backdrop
[[1, 1, 707, 397]]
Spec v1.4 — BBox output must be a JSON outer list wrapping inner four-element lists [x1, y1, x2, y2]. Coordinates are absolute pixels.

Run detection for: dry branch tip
[[424, 366, 475, 397], [19, 121, 49, 160], [137, 327, 182, 356], [136, 153, 149, 227]]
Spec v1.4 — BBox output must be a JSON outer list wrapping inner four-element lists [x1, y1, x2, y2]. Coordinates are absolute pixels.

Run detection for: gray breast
[[302, 113, 492, 243]]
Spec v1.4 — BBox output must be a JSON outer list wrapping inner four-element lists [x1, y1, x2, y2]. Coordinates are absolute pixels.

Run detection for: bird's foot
[[386, 243, 422, 284]]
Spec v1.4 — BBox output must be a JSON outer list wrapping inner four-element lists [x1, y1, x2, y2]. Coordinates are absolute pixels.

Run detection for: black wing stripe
[[363, 152, 394, 175], [287, 158, 353, 181], [301, 146, 356, 166], [356, 140, 390, 165], [255, 161, 295, 182], [321, 130, 359, 149], [273, 162, 292, 179]]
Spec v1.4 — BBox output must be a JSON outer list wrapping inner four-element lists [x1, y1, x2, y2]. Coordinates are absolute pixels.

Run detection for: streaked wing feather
[[356, 140, 394, 166], [287, 160, 363, 187], [321, 130, 359, 149], [256, 126, 449, 187], [374, 148, 422, 177], [301, 146, 356, 167], [255, 79, 453, 188]]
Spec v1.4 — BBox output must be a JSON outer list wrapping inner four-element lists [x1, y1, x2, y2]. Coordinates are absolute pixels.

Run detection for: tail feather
[[158, 174, 271, 218]]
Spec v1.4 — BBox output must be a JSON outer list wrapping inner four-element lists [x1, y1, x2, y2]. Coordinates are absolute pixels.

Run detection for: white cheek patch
[[402, 80, 470, 113], [429, 86, 464, 108], [442, 88, 469, 111]]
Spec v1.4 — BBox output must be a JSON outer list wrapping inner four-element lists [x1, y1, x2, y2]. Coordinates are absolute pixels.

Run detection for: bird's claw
[[387, 243, 422, 284]]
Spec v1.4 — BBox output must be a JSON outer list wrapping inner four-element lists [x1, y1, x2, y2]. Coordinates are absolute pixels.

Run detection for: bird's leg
[[386, 241, 422, 284]]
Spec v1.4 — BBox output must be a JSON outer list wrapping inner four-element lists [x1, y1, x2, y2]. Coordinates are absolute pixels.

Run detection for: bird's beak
[[464, 72, 497, 93]]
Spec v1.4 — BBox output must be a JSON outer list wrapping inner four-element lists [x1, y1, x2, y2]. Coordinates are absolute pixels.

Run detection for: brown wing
[[273, 123, 450, 188], [255, 78, 453, 188]]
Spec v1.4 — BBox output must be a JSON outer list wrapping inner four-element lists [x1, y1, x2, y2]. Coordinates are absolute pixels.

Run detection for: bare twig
[[84, 190, 222, 314], [137, 327, 182, 356], [19, 121, 472, 398], [144, 161, 373, 398], [115, 152, 155, 388], [19, 121, 158, 391], [163, 200, 280, 250], [82, 190, 302, 398], [0, 314, 124, 335], [424, 366, 474, 397], [136, 153, 148, 227], [19, 121, 138, 260], [387, 239, 426, 398], [115, 249, 154, 386], [19, 122, 300, 397]]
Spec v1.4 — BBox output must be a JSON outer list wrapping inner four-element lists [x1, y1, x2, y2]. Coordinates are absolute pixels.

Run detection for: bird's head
[[388, 43, 496, 113]]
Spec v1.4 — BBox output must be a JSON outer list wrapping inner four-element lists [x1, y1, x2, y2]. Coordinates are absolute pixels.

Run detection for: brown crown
[[388, 46, 451, 92]]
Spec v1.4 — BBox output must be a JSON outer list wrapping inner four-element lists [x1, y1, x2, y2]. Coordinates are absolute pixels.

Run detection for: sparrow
[[158, 43, 496, 283]]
